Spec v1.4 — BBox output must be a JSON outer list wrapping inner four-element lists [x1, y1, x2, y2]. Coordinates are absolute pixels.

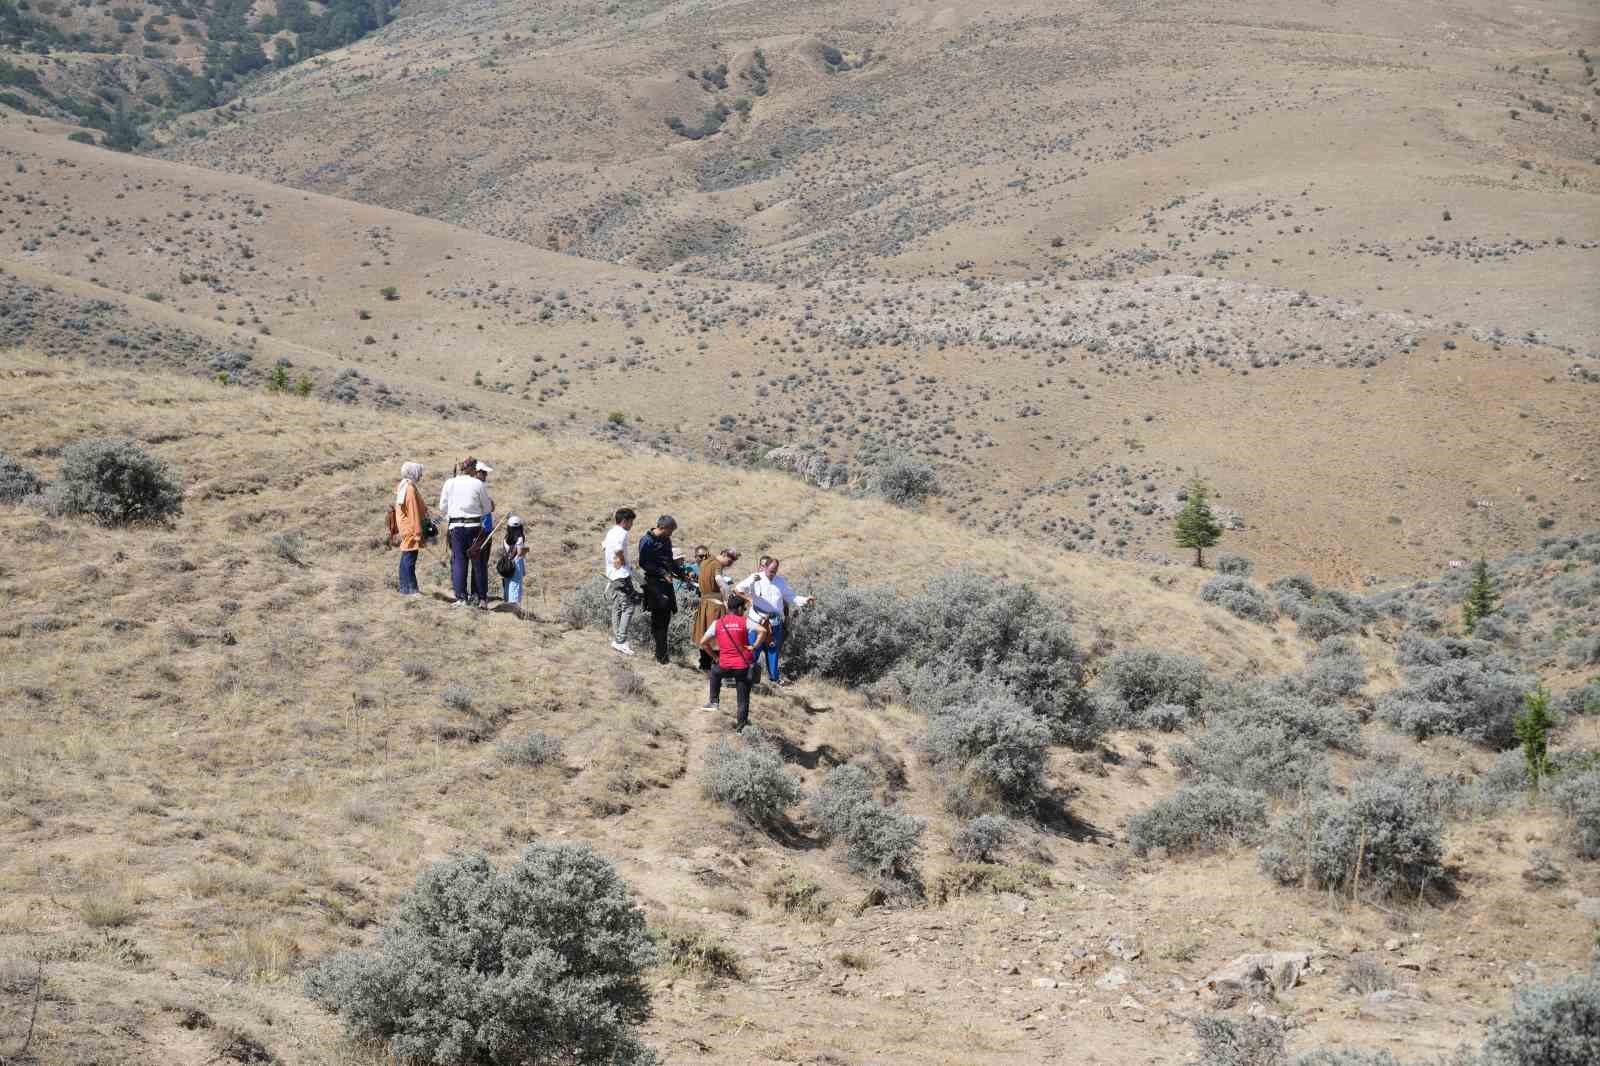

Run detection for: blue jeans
[[750, 622, 784, 682], [398, 550, 418, 594], [448, 525, 476, 600], [505, 559, 525, 605]]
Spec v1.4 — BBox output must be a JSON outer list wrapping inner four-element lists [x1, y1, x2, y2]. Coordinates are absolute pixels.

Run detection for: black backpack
[[495, 542, 517, 579]]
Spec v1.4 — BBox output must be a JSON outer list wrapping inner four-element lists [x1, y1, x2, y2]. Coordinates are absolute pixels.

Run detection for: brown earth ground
[[0, 354, 1595, 1066]]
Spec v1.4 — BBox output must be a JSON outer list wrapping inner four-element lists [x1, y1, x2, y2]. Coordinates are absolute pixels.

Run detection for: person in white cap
[[498, 515, 528, 617], [469, 462, 496, 608]]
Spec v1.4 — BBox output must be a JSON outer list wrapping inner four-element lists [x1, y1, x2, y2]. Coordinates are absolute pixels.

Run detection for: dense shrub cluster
[[1095, 647, 1210, 728], [1302, 637, 1367, 698], [875, 457, 939, 506], [1127, 783, 1268, 857], [1171, 680, 1364, 795], [700, 734, 802, 828], [1199, 574, 1278, 623], [1378, 636, 1535, 748], [921, 692, 1052, 812], [809, 764, 924, 892], [786, 570, 1093, 746], [1271, 574, 1370, 639], [1259, 776, 1447, 900], [0, 452, 44, 503], [46, 438, 182, 525], [305, 843, 657, 1066]]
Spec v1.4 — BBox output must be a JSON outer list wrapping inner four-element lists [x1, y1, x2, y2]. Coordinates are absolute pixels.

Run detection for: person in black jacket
[[637, 515, 689, 664]]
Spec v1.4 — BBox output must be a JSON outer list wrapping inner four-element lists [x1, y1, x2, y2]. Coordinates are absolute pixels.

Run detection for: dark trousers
[[448, 525, 476, 600], [709, 664, 753, 728], [643, 575, 675, 663], [471, 550, 488, 602], [398, 550, 418, 594]]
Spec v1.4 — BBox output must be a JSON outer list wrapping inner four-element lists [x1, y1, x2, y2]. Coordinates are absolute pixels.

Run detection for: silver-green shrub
[[700, 735, 803, 827], [48, 438, 182, 525], [1478, 974, 1600, 1066], [1096, 647, 1210, 726], [1259, 776, 1446, 900], [0, 452, 44, 503], [809, 764, 924, 890], [1551, 769, 1600, 859], [1190, 1014, 1286, 1066], [922, 693, 1051, 809], [1127, 783, 1268, 857], [951, 814, 1012, 862], [304, 843, 657, 1066], [1200, 574, 1278, 623]]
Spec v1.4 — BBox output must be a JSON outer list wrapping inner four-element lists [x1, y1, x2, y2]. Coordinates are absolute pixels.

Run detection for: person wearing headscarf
[[693, 547, 740, 671], [393, 461, 427, 596]]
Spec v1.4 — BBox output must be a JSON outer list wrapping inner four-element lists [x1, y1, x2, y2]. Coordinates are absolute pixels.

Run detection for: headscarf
[[395, 461, 423, 506]]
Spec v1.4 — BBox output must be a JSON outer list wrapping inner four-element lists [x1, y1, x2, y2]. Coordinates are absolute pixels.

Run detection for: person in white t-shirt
[[735, 556, 803, 684], [601, 507, 638, 655], [437, 457, 493, 606]]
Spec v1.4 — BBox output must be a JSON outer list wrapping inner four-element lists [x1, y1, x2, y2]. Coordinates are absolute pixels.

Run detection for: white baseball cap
[[476, 463, 494, 474]]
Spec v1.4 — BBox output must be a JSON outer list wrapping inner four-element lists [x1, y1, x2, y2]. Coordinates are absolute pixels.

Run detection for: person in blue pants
[[735, 556, 800, 685]]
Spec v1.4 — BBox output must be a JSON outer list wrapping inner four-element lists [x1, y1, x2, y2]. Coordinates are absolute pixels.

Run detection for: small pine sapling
[[1462, 557, 1498, 634], [1515, 685, 1557, 796], [1174, 478, 1223, 568]]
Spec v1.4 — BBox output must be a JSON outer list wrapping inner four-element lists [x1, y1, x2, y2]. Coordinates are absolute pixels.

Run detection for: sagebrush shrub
[[1126, 783, 1268, 856], [922, 693, 1051, 810], [788, 570, 1093, 745], [1259, 776, 1446, 900], [1190, 1014, 1286, 1066], [498, 732, 563, 768], [810, 764, 925, 894], [1215, 553, 1255, 577], [875, 457, 938, 506], [0, 452, 44, 503], [1171, 721, 1328, 796], [1200, 574, 1278, 623], [1377, 656, 1534, 748], [951, 814, 1012, 862], [1551, 769, 1600, 859], [780, 581, 908, 685], [700, 736, 802, 827], [1478, 974, 1600, 1066], [304, 843, 657, 1066], [1096, 647, 1209, 726], [48, 438, 182, 524], [1303, 637, 1367, 698]]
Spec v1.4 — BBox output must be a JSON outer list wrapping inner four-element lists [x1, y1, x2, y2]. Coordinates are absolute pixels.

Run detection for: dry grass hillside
[[0, 120, 1595, 584], [1, 353, 1597, 1066]]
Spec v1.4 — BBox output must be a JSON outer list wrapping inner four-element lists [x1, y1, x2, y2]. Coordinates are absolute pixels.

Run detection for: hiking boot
[[611, 641, 634, 656]]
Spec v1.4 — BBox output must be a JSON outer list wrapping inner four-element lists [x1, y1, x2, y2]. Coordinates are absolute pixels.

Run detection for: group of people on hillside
[[389, 460, 810, 731], [391, 457, 530, 612]]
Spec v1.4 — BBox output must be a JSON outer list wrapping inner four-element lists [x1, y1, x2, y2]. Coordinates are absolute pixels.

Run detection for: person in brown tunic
[[693, 547, 740, 670]]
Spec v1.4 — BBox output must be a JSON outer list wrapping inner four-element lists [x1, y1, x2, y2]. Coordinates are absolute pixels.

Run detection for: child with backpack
[[497, 516, 528, 617]]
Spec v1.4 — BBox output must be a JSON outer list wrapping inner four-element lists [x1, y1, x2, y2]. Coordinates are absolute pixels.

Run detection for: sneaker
[[611, 641, 634, 656], [450, 599, 467, 608], [700, 702, 720, 712]]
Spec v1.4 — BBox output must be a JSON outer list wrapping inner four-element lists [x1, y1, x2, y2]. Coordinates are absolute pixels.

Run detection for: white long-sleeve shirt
[[438, 475, 492, 523], [602, 525, 632, 580], [736, 572, 796, 624]]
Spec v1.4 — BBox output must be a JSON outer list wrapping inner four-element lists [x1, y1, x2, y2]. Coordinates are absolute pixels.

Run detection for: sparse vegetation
[[700, 733, 803, 828]]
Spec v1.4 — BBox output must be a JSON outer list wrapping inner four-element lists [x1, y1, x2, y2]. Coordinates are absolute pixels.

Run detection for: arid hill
[[0, 354, 1596, 1066]]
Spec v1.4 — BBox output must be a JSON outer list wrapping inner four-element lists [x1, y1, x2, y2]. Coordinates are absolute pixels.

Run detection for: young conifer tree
[[1174, 478, 1223, 568], [1462, 557, 1498, 634]]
